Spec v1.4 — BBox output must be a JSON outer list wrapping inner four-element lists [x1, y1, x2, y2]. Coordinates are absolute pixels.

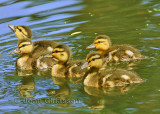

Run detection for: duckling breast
[[17, 56, 33, 70], [84, 72, 100, 87]]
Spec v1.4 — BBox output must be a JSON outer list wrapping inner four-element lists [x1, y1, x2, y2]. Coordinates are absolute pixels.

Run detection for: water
[[0, 0, 160, 113]]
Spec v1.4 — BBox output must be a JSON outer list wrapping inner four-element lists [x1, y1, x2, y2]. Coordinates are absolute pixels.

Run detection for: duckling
[[10, 38, 57, 70], [87, 35, 145, 62], [50, 44, 87, 78], [81, 51, 143, 88]]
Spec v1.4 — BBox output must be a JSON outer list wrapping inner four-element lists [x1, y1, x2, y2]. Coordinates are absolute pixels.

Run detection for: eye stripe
[[19, 44, 30, 48], [88, 57, 100, 63], [52, 50, 64, 53], [17, 27, 21, 31], [94, 41, 104, 44], [16, 27, 26, 35]]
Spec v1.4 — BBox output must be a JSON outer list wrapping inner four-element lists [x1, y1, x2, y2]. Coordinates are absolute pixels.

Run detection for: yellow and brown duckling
[[50, 44, 87, 78], [87, 35, 145, 62], [81, 51, 143, 88], [10, 38, 58, 70]]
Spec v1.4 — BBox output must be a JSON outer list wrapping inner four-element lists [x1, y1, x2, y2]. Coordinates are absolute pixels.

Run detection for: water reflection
[[16, 68, 51, 78], [47, 77, 72, 107], [15, 76, 35, 98]]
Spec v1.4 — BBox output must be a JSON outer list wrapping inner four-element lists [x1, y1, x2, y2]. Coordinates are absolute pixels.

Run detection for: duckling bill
[[87, 35, 145, 62], [82, 51, 143, 88]]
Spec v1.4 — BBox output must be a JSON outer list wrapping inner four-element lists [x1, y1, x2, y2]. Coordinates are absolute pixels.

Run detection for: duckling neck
[[51, 62, 67, 78], [84, 67, 100, 87], [17, 54, 33, 70], [98, 50, 107, 57]]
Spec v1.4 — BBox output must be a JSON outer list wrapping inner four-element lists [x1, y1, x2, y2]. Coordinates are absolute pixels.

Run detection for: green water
[[0, 0, 160, 113]]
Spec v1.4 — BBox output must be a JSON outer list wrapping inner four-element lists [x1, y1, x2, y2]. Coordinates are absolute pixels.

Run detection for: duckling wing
[[66, 60, 88, 78], [100, 68, 143, 87], [105, 44, 144, 62], [33, 40, 58, 48], [32, 56, 57, 69], [32, 40, 58, 58], [31, 40, 58, 69]]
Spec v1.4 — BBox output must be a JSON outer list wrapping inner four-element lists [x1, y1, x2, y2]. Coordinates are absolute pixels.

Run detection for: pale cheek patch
[[121, 75, 130, 80], [16, 32, 24, 38], [125, 50, 134, 57]]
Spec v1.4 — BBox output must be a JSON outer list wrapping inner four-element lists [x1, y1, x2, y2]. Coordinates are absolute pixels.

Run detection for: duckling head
[[8, 24, 32, 39], [10, 39, 33, 55], [82, 51, 103, 69], [51, 44, 71, 64], [87, 35, 111, 51]]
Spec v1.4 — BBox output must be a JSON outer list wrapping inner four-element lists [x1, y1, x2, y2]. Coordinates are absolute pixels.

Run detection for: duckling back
[[100, 68, 143, 87], [66, 60, 88, 78], [32, 40, 58, 58], [105, 44, 144, 62], [31, 41, 59, 69]]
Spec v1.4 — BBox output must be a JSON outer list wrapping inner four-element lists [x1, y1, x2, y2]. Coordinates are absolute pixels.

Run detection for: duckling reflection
[[47, 77, 72, 107], [16, 69, 33, 76], [15, 76, 35, 98], [84, 83, 142, 96], [84, 78, 142, 111], [87, 35, 145, 63], [84, 94, 105, 110], [10, 38, 58, 70], [82, 51, 143, 88], [16, 67, 52, 78], [49, 44, 87, 78]]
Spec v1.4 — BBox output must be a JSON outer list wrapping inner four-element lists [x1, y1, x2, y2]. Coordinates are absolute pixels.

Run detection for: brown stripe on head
[[86, 51, 101, 61], [54, 44, 71, 59], [94, 35, 112, 45], [17, 38, 32, 47], [17, 25, 32, 38]]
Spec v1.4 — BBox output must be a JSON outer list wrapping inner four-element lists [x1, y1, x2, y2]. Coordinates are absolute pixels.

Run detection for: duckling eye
[[61, 54, 64, 56], [19, 44, 26, 48], [88, 58, 96, 63], [19, 44, 30, 48], [53, 50, 58, 53], [19, 29, 22, 32], [98, 41, 101, 43]]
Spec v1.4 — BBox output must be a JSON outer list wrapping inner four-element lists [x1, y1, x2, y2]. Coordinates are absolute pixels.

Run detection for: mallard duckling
[[50, 44, 87, 78], [81, 51, 143, 88], [10, 38, 57, 70], [87, 35, 145, 62]]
